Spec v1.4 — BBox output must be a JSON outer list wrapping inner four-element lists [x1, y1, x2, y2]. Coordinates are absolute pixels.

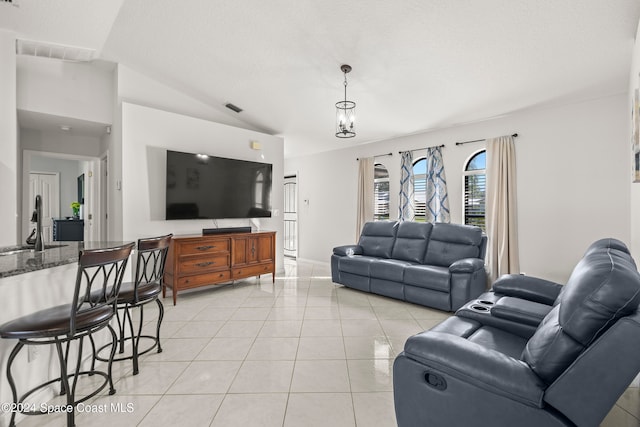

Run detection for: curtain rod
[[356, 152, 392, 161], [398, 144, 445, 155], [455, 133, 518, 146]]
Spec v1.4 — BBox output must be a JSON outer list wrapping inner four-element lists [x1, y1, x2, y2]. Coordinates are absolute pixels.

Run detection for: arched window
[[463, 150, 486, 231], [412, 158, 427, 222], [374, 163, 390, 221]]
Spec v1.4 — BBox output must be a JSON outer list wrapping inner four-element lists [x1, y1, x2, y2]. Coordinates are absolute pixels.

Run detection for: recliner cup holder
[[469, 304, 491, 313], [477, 300, 495, 306]]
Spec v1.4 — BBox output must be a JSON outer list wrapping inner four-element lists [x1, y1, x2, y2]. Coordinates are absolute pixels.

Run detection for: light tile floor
[[13, 258, 640, 426]]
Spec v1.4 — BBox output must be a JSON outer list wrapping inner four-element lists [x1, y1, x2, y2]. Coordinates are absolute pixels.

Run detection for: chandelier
[[335, 64, 356, 138]]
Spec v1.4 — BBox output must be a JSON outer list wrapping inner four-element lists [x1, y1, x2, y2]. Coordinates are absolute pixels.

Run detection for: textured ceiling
[[3, 1, 640, 157]]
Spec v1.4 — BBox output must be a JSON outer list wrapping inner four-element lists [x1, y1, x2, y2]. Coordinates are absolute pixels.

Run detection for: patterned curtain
[[398, 151, 415, 221], [425, 146, 450, 223]]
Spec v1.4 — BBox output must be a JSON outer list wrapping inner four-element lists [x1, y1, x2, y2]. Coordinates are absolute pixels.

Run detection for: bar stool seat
[[0, 305, 112, 339], [117, 281, 161, 302]]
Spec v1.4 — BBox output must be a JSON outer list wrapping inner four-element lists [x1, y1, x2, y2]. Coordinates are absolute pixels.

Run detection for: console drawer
[[178, 254, 229, 274], [179, 239, 230, 255], [177, 270, 231, 289], [232, 263, 273, 278]]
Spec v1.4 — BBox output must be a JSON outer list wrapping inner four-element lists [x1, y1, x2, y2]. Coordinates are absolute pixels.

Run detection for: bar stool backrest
[[71, 242, 135, 335], [133, 234, 172, 303]]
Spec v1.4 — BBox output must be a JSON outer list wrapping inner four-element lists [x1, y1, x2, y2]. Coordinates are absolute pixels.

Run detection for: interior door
[[283, 175, 298, 258], [29, 172, 60, 243]]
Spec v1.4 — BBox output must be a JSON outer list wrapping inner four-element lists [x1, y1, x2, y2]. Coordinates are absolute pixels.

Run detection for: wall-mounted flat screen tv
[[165, 150, 273, 220]]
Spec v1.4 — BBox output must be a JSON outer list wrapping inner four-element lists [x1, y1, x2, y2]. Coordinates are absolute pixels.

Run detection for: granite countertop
[[0, 241, 134, 279]]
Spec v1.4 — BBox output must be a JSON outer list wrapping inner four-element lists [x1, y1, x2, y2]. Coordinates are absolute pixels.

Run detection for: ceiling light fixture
[[335, 64, 356, 138], [60, 125, 71, 131]]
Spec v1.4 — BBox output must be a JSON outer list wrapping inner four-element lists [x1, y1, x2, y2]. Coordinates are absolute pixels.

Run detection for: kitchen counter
[[0, 241, 133, 279]]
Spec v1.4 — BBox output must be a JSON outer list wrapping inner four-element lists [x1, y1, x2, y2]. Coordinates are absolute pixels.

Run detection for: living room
[[1, 1, 640, 426]]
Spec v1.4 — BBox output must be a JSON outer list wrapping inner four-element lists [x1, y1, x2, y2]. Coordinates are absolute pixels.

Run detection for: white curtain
[[425, 146, 450, 223], [398, 151, 415, 221], [486, 135, 520, 281], [356, 157, 374, 240]]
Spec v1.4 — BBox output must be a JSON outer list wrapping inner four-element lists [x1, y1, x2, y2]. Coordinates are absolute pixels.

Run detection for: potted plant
[[71, 201, 81, 219]]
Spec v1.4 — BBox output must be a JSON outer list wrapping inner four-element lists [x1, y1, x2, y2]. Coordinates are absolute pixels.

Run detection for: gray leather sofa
[[331, 220, 487, 311], [393, 240, 640, 427]]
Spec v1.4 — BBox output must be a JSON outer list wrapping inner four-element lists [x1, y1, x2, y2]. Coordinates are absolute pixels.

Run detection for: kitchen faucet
[[30, 195, 44, 252]]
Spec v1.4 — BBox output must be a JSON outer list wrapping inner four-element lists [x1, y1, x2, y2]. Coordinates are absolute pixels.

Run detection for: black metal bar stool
[[92, 235, 172, 375], [0, 242, 134, 427]]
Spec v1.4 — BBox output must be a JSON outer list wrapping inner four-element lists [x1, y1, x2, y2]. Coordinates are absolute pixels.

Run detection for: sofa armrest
[[333, 245, 362, 256], [492, 274, 562, 305], [449, 258, 485, 274], [403, 331, 545, 407]]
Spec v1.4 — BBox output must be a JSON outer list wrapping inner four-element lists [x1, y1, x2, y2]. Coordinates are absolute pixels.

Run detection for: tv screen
[[165, 150, 273, 220]]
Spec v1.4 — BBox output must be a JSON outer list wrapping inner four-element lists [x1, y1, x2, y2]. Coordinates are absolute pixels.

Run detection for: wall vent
[[225, 103, 243, 113], [16, 39, 95, 62]]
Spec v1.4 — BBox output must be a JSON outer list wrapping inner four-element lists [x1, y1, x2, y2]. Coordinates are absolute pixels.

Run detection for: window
[[374, 163, 390, 220], [463, 150, 486, 231], [412, 158, 427, 222]]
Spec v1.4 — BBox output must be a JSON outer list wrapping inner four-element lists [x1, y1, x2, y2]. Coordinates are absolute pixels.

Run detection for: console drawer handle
[[195, 261, 214, 267], [196, 245, 214, 251]]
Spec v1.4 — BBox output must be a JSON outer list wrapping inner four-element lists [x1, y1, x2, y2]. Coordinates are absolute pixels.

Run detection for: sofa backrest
[[358, 221, 398, 258], [423, 223, 484, 267], [521, 247, 640, 385], [391, 221, 433, 263]]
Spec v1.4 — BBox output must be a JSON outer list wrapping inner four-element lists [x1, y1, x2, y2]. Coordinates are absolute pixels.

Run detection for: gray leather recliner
[[456, 238, 635, 338], [393, 242, 640, 427]]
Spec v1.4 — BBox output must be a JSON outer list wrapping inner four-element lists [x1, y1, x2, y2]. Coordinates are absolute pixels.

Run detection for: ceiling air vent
[[16, 39, 95, 62], [225, 103, 243, 113]]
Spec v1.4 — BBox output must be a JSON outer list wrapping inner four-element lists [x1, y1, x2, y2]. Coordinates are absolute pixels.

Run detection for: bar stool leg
[[54, 339, 74, 427], [156, 299, 164, 353], [106, 324, 118, 395], [132, 304, 142, 375], [6, 341, 24, 427]]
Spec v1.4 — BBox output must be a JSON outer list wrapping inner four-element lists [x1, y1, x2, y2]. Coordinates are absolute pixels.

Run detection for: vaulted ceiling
[[2, 1, 639, 157]]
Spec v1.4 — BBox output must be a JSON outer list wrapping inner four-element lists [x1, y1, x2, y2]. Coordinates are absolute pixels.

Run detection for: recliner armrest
[[492, 274, 562, 305], [403, 331, 545, 407], [333, 245, 363, 256], [449, 258, 485, 274]]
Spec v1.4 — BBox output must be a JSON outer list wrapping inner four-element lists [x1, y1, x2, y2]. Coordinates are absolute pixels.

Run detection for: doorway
[[284, 174, 298, 258], [22, 150, 105, 243]]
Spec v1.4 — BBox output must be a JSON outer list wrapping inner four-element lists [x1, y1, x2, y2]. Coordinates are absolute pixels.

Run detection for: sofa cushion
[[467, 325, 528, 359], [404, 265, 450, 292], [522, 248, 640, 384], [358, 221, 398, 258], [391, 221, 432, 263], [424, 223, 483, 267], [370, 259, 415, 282], [339, 256, 378, 277]]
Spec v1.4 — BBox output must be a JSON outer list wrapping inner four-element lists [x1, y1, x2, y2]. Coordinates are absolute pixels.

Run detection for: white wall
[[121, 102, 285, 271], [286, 94, 630, 283], [0, 30, 17, 245], [629, 17, 640, 264], [17, 56, 114, 125]]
